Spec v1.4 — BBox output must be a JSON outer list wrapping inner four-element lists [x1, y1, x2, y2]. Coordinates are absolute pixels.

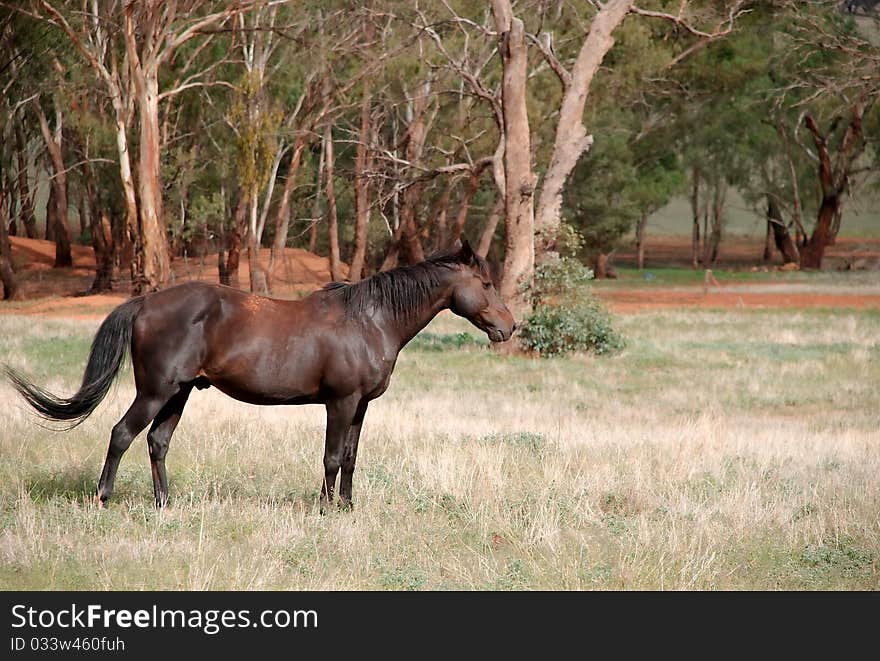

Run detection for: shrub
[[519, 257, 625, 357]]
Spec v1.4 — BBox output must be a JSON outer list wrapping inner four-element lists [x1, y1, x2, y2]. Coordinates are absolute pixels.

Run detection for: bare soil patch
[[596, 288, 880, 313], [4, 237, 337, 318]]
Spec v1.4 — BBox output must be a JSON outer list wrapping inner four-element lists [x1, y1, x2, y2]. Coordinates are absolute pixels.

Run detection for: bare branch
[[526, 32, 571, 90]]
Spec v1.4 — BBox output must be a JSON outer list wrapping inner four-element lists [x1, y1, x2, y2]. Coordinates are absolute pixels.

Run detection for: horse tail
[[5, 295, 146, 428]]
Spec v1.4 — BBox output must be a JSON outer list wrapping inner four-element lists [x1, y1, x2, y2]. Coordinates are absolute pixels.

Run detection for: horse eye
[[482, 282, 492, 290]]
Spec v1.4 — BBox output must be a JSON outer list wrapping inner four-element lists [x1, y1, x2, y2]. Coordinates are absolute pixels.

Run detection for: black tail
[[5, 295, 146, 428]]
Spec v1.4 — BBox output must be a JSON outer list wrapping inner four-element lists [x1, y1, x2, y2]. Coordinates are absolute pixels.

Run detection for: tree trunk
[[801, 196, 838, 269], [767, 195, 798, 265], [0, 186, 21, 300], [394, 78, 432, 267], [222, 193, 247, 288], [448, 169, 484, 247], [323, 124, 343, 281], [33, 102, 72, 267], [268, 136, 307, 284], [533, 0, 633, 253], [380, 224, 404, 272], [476, 196, 505, 258], [135, 75, 172, 292], [109, 91, 141, 293], [309, 126, 326, 256], [431, 178, 455, 252], [493, 5, 536, 322], [690, 169, 700, 269], [636, 212, 648, 270], [77, 190, 88, 238], [398, 183, 426, 266], [14, 125, 37, 239], [595, 253, 616, 280], [45, 183, 57, 242], [704, 181, 725, 265], [81, 157, 114, 293], [800, 102, 867, 270], [762, 216, 773, 262], [350, 80, 372, 282], [247, 189, 268, 293]]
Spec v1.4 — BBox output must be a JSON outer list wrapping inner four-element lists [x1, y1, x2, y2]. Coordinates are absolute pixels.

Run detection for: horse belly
[[202, 337, 325, 406]]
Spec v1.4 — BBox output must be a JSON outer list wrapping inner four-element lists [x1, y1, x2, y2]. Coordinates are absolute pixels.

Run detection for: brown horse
[[6, 241, 514, 510]]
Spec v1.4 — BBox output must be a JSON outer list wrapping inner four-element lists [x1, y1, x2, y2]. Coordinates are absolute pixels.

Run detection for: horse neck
[[382, 273, 454, 350]]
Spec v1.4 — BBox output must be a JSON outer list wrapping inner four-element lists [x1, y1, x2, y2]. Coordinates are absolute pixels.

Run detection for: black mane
[[323, 249, 491, 321]]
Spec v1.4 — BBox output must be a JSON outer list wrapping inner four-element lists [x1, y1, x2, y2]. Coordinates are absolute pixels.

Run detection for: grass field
[[0, 301, 878, 590]]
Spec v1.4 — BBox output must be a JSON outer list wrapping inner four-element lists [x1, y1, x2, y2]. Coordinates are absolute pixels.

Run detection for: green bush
[[519, 257, 625, 357]]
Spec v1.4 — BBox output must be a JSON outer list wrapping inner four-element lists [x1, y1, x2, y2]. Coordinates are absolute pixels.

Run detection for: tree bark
[[222, 193, 247, 288], [380, 224, 404, 272], [309, 124, 326, 256], [493, 4, 536, 322], [800, 102, 866, 270], [533, 0, 633, 252], [350, 80, 372, 282], [476, 196, 505, 258], [595, 253, 616, 279], [268, 135, 307, 285], [390, 80, 432, 267], [690, 169, 701, 269], [448, 165, 489, 247], [431, 178, 455, 252], [762, 215, 773, 262], [45, 182, 57, 242], [33, 102, 72, 268], [80, 155, 114, 293], [636, 212, 648, 270], [247, 189, 268, 293], [133, 74, 171, 291], [766, 195, 798, 265], [0, 185, 20, 300], [13, 125, 37, 239], [323, 124, 344, 281], [800, 197, 838, 269], [76, 189, 88, 238], [702, 180, 725, 266]]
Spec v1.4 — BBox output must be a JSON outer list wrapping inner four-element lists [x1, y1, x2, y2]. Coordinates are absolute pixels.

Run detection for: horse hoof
[[95, 495, 107, 510]]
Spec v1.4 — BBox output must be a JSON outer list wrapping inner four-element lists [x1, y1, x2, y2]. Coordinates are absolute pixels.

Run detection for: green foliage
[[519, 257, 625, 357]]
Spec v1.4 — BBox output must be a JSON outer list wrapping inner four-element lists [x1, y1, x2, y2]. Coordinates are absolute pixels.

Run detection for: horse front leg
[[320, 395, 360, 512], [338, 400, 369, 511]]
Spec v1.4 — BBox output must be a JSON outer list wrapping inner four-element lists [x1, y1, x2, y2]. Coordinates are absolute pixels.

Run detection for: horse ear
[[458, 239, 475, 265]]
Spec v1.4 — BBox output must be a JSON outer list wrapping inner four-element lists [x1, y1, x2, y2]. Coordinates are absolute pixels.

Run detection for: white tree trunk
[[534, 0, 633, 252], [492, 3, 536, 322]]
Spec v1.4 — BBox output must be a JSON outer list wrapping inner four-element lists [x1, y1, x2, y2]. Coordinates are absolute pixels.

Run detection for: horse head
[[448, 240, 516, 343]]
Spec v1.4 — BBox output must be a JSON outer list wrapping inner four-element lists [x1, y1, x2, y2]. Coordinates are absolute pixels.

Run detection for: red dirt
[[3, 235, 879, 318], [596, 289, 880, 313], [601, 235, 880, 312], [3, 236, 338, 319]]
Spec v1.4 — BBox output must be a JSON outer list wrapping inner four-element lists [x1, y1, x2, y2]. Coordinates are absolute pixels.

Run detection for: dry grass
[[0, 306, 878, 590]]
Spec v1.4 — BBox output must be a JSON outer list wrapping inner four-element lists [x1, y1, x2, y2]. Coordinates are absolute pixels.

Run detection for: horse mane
[[323, 249, 491, 321]]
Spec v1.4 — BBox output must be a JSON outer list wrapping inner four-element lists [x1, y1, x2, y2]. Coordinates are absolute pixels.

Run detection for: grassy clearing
[[599, 267, 880, 290], [0, 306, 878, 590]]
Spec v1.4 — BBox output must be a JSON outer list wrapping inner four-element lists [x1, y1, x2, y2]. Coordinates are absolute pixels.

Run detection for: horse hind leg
[[147, 384, 193, 508], [96, 391, 170, 508]]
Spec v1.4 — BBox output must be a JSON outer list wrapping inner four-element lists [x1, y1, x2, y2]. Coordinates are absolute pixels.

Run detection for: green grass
[[0, 306, 878, 590]]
